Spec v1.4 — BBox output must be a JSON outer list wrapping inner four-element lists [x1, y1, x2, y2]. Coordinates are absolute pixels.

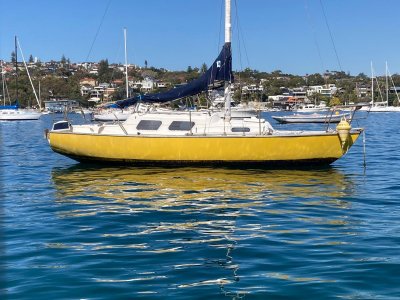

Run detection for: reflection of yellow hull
[[48, 130, 362, 166], [51, 166, 352, 208]]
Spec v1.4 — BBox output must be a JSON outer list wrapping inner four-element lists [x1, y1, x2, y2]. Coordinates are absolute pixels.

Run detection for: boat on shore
[[46, 0, 363, 167]]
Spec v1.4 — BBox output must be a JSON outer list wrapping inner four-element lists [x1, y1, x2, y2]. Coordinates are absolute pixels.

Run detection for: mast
[[124, 28, 129, 99], [387, 64, 400, 105], [386, 61, 389, 105], [224, 0, 232, 121], [370, 61, 374, 105], [1, 61, 6, 105], [225, 0, 232, 44], [15, 36, 18, 102], [17, 37, 41, 109], [39, 80, 41, 107]]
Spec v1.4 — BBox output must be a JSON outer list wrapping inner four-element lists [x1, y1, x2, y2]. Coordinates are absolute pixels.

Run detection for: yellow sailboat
[[46, 0, 363, 167]]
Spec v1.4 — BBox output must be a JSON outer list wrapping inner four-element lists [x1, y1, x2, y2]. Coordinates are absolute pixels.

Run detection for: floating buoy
[[336, 117, 351, 147]]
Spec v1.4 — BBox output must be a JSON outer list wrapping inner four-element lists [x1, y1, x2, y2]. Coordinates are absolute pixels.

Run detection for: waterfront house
[[307, 84, 337, 97]]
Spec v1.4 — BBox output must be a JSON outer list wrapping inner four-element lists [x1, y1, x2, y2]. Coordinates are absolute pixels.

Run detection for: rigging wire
[[319, 0, 342, 71], [233, 0, 252, 102], [5, 80, 11, 104], [234, 0, 250, 69], [205, 0, 224, 108], [17, 38, 41, 108], [387, 64, 400, 103], [233, 0, 243, 101], [217, 0, 224, 53], [304, 0, 325, 73], [372, 64, 385, 102], [85, 0, 112, 62], [1, 61, 11, 104], [107, 32, 123, 86]]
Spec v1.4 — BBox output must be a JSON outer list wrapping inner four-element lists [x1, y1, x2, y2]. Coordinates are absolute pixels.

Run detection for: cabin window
[[168, 121, 195, 131], [53, 121, 70, 130], [231, 127, 250, 133], [136, 120, 162, 130]]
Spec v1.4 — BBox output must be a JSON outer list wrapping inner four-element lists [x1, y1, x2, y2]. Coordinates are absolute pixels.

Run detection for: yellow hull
[[48, 131, 362, 166]]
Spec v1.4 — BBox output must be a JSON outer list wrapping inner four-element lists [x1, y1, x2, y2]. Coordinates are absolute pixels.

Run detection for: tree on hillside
[[271, 70, 282, 77], [307, 73, 325, 85], [61, 54, 67, 65], [11, 51, 16, 63], [98, 59, 112, 83], [357, 72, 368, 80], [200, 63, 207, 73], [29, 55, 34, 63]]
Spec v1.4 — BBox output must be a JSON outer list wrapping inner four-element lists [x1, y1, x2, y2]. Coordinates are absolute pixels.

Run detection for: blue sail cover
[[0, 102, 19, 110], [113, 42, 233, 108]]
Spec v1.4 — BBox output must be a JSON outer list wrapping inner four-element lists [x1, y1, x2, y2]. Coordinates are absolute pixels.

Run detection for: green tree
[[61, 54, 67, 65], [271, 70, 282, 77], [29, 55, 34, 63], [200, 63, 207, 73], [98, 59, 112, 83], [329, 96, 342, 106], [307, 73, 325, 85], [357, 72, 368, 80], [187, 66, 193, 73], [11, 51, 16, 63]]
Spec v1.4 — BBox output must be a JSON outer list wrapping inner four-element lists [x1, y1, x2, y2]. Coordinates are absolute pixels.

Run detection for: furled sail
[[113, 42, 233, 108]]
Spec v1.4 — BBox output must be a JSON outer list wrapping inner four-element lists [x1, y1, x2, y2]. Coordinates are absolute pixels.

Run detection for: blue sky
[[1, 0, 399, 75]]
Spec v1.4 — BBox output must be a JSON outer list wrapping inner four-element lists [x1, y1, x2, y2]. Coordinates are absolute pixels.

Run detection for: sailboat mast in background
[[15, 36, 18, 102], [124, 28, 129, 99]]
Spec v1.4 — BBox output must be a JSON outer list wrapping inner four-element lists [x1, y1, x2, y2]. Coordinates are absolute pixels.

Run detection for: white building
[[80, 85, 92, 96], [307, 84, 337, 97], [141, 77, 156, 92], [156, 82, 168, 89], [242, 84, 264, 94]]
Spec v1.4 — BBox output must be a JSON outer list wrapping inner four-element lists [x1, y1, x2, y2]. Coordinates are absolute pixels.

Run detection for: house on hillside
[[141, 77, 156, 92], [79, 77, 97, 87], [307, 84, 337, 97], [355, 84, 370, 98], [80, 85, 92, 97]]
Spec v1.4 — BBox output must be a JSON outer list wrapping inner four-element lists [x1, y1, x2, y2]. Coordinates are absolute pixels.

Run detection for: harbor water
[[1, 112, 399, 299]]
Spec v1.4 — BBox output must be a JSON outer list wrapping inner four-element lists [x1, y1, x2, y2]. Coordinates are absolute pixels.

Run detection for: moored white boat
[[360, 62, 400, 112], [0, 108, 41, 121], [0, 37, 42, 121], [294, 103, 328, 113], [360, 103, 400, 112]]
